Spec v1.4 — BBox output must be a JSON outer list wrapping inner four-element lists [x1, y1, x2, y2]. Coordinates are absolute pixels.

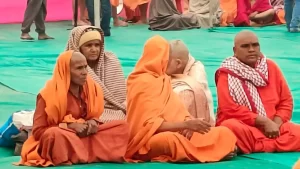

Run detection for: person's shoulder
[[105, 51, 117, 58], [104, 51, 122, 62], [266, 58, 281, 71], [194, 60, 205, 69]]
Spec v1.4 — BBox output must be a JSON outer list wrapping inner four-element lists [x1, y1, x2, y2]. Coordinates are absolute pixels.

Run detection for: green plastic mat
[[0, 21, 299, 168]]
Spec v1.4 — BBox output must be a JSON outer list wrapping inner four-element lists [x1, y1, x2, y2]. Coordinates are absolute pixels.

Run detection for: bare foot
[[38, 33, 54, 40], [134, 19, 148, 25], [113, 19, 128, 27], [222, 146, 238, 161], [20, 33, 34, 40]]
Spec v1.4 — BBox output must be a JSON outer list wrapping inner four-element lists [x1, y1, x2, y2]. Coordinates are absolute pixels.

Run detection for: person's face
[[233, 35, 260, 67], [70, 52, 88, 86], [80, 39, 102, 62]]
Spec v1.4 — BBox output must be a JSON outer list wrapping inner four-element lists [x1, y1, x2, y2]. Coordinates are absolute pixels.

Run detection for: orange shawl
[[125, 35, 190, 159], [18, 50, 104, 166], [123, 0, 149, 10], [111, 0, 119, 6], [294, 160, 300, 169]]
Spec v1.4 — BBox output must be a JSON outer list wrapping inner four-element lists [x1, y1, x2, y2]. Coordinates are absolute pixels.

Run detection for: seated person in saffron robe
[[17, 51, 129, 167], [219, 0, 237, 26], [125, 35, 237, 163], [66, 26, 126, 123], [166, 40, 215, 126], [123, 0, 149, 24], [234, 0, 278, 26], [215, 30, 300, 154]]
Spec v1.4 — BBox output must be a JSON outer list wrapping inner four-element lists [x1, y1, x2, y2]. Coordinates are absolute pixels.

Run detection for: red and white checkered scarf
[[217, 56, 269, 116]]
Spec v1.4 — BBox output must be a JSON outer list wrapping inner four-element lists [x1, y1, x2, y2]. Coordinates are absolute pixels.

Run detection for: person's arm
[[32, 95, 56, 140], [216, 72, 260, 126], [273, 63, 293, 124], [156, 121, 187, 133]]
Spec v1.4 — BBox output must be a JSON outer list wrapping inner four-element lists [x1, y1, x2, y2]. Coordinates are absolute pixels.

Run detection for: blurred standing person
[[20, 0, 53, 40], [284, 0, 300, 32], [73, 0, 91, 25], [86, 0, 112, 36]]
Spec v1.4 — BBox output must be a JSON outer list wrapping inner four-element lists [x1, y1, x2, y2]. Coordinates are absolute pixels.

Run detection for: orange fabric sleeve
[[32, 95, 56, 141], [110, 0, 119, 6], [216, 72, 258, 126], [272, 62, 293, 122]]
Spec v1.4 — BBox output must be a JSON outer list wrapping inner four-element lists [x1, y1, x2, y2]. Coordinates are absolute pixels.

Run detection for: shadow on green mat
[[0, 155, 292, 169]]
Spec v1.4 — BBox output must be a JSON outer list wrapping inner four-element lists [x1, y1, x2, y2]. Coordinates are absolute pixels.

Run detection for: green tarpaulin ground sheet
[[0, 22, 299, 168]]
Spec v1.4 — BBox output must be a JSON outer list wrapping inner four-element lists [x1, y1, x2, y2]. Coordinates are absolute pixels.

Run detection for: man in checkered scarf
[[214, 30, 300, 154]]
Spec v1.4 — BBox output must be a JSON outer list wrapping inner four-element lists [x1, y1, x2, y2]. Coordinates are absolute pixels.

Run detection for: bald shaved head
[[233, 30, 261, 68], [234, 30, 258, 46], [165, 40, 190, 75], [169, 40, 189, 62]]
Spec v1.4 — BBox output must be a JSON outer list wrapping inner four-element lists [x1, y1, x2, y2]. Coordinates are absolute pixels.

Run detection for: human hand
[[179, 129, 194, 140], [249, 12, 258, 19], [263, 119, 280, 139], [273, 116, 283, 127], [86, 119, 99, 135], [68, 123, 88, 138], [184, 118, 211, 134]]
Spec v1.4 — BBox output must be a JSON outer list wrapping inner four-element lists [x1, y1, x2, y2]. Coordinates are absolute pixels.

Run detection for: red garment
[[215, 58, 300, 153], [234, 0, 273, 26]]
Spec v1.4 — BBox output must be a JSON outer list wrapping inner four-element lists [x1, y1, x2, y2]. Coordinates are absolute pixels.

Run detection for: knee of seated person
[[148, 132, 174, 149], [170, 15, 181, 20], [42, 127, 64, 139], [219, 119, 242, 131]]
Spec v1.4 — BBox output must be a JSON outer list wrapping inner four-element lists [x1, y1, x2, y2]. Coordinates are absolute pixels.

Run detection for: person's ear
[[175, 59, 182, 68], [233, 46, 236, 56]]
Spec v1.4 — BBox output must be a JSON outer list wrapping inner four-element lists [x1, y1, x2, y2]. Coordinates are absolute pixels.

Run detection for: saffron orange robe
[[294, 160, 300, 169], [125, 35, 236, 163], [220, 0, 237, 26], [216, 59, 300, 154], [18, 51, 130, 167]]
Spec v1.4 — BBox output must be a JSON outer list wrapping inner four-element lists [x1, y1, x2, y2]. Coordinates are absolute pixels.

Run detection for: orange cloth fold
[[18, 50, 104, 166], [111, 0, 119, 7], [126, 35, 236, 162], [220, 0, 237, 26], [123, 0, 149, 10], [294, 160, 300, 169]]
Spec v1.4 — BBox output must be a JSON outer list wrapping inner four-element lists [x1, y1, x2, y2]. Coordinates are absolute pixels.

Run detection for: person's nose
[[82, 67, 88, 76], [90, 45, 97, 52], [249, 45, 255, 52]]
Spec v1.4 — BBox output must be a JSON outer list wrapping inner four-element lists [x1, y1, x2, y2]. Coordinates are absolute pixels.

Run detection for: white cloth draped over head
[[171, 53, 215, 126], [65, 26, 127, 122]]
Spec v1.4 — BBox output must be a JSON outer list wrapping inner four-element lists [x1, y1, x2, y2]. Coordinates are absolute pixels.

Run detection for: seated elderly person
[[234, 0, 277, 26], [215, 30, 300, 154], [66, 26, 127, 123], [148, 0, 221, 31], [125, 35, 237, 163], [17, 51, 129, 167], [166, 40, 215, 126]]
